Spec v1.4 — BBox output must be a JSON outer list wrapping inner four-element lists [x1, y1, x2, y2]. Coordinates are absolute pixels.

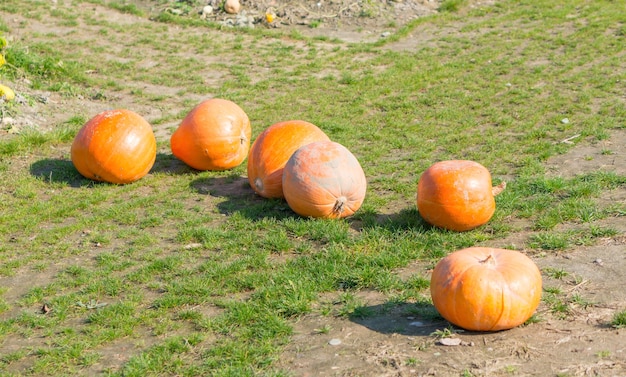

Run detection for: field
[[0, 0, 625, 376]]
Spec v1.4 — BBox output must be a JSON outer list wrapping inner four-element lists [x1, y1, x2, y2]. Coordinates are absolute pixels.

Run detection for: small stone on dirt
[[328, 338, 342, 346], [438, 337, 462, 346]]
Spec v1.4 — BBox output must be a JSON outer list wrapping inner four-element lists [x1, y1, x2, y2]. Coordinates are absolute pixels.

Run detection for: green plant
[[439, 0, 466, 13], [611, 310, 626, 329]]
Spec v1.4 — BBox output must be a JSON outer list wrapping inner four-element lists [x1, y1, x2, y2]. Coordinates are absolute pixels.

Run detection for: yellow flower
[[0, 83, 15, 101]]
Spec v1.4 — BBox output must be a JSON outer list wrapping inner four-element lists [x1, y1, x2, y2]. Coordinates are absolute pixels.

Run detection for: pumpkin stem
[[479, 254, 494, 264], [332, 196, 346, 215], [492, 181, 507, 197]]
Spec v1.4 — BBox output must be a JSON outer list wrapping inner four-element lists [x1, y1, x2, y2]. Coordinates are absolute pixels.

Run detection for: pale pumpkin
[[282, 141, 366, 219], [247, 120, 330, 198], [224, 0, 241, 14], [430, 247, 542, 331], [170, 98, 251, 171], [71, 109, 156, 184], [417, 160, 505, 231]]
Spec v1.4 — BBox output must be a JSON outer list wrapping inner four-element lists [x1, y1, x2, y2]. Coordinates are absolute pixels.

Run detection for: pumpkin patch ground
[[1, 1, 625, 376]]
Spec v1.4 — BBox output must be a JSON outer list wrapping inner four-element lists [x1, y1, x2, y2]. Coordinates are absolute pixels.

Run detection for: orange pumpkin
[[417, 160, 506, 231], [430, 247, 542, 331], [282, 141, 367, 219], [170, 98, 251, 171], [247, 120, 330, 198], [71, 109, 156, 184]]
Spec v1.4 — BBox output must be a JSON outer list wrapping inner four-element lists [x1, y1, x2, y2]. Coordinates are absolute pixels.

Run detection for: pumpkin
[[247, 120, 330, 198], [282, 141, 366, 219], [417, 160, 506, 231], [224, 0, 241, 14], [430, 247, 542, 331], [71, 109, 156, 184], [170, 98, 251, 171]]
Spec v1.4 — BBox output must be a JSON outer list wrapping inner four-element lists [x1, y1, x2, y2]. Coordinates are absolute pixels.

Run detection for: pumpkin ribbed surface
[[247, 120, 330, 198], [71, 109, 156, 184], [417, 160, 501, 231], [430, 247, 542, 331], [282, 141, 366, 219], [170, 98, 251, 171]]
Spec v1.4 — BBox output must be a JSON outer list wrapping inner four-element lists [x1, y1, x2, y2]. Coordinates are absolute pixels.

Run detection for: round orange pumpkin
[[430, 247, 542, 331], [71, 109, 156, 184], [282, 141, 367, 219], [417, 160, 505, 231], [170, 98, 251, 171], [247, 120, 330, 198]]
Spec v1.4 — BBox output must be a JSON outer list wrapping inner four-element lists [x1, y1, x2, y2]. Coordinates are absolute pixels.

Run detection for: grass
[[0, 0, 625, 375], [612, 310, 626, 329]]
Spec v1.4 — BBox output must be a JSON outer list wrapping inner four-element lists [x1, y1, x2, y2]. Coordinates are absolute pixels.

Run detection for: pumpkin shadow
[[29, 153, 196, 187], [29, 158, 94, 187], [355, 207, 433, 233], [189, 175, 299, 221], [150, 152, 195, 175], [348, 301, 446, 336]]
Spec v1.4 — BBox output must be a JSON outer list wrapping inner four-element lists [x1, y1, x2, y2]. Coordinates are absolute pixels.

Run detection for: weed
[[611, 310, 626, 329], [544, 267, 569, 280]]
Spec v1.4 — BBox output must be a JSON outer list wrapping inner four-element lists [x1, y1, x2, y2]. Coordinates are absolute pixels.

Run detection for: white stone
[[328, 338, 342, 346]]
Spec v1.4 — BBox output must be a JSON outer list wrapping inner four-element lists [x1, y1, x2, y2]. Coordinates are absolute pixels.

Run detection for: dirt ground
[[1, 1, 625, 376]]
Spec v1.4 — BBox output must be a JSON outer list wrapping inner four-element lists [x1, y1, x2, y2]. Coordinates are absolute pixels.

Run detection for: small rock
[[409, 321, 425, 327], [1, 116, 15, 126], [438, 337, 462, 346], [328, 338, 342, 346], [201, 5, 213, 18], [41, 303, 52, 314], [381, 31, 392, 37], [561, 118, 570, 124]]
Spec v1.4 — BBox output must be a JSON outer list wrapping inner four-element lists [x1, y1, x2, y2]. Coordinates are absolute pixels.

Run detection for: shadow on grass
[[29, 157, 94, 187], [30, 153, 190, 187], [356, 206, 433, 233], [150, 152, 194, 175], [189, 175, 300, 221]]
